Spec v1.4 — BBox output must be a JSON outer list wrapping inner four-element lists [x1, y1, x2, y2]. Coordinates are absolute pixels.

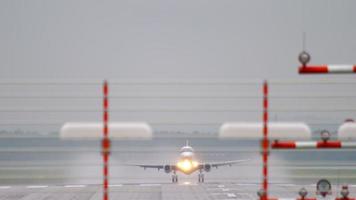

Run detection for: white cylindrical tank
[[60, 122, 153, 139], [338, 122, 356, 140], [219, 122, 311, 140]]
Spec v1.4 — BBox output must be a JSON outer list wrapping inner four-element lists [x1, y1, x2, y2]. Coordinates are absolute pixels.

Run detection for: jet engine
[[204, 164, 211, 172], [164, 165, 172, 173]]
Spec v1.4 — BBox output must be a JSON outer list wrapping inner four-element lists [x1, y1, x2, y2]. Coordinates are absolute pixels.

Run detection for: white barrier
[[219, 122, 311, 140], [60, 122, 153, 139]]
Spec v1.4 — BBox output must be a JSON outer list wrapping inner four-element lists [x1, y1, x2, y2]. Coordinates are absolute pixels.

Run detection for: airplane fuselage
[[175, 145, 200, 175]]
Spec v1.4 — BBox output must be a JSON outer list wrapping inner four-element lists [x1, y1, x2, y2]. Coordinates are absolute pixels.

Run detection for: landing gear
[[172, 173, 178, 183], [198, 173, 204, 183]]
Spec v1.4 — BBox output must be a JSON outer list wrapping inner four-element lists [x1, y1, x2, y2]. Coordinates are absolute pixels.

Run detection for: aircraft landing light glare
[[176, 159, 199, 173], [129, 140, 249, 183], [177, 159, 192, 173]]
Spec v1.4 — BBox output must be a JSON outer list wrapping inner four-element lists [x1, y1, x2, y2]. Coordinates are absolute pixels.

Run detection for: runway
[[1, 138, 356, 199], [1, 183, 355, 200]]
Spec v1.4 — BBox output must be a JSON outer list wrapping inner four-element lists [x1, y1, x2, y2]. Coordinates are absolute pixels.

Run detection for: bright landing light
[[177, 159, 198, 172]]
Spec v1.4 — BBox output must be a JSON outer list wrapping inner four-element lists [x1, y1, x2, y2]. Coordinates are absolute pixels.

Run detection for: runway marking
[[235, 183, 258, 186], [64, 185, 86, 188], [26, 185, 48, 189], [210, 192, 226, 195], [227, 193, 237, 198], [139, 183, 161, 187], [222, 188, 230, 191], [236, 192, 251, 196], [0, 186, 11, 189], [275, 183, 297, 187], [218, 184, 225, 188], [109, 184, 123, 187], [206, 188, 223, 191]]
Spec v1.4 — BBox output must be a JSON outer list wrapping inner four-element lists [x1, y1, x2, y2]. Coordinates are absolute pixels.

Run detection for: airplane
[[129, 141, 249, 183]]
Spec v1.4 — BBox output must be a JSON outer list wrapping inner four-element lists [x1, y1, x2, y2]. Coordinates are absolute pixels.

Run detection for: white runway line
[[276, 183, 297, 187], [218, 184, 225, 188], [139, 183, 161, 187], [222, 188, 230, 191], [64, 185, 86, 188], [0, 186, 11, 189], [211, 192, 227, 195], [227, 193, 237, 198], [235, 183, 258, 186], [206, 188, 223, 191], [109, 184, 123, 187], [26, 185, 48, 189]]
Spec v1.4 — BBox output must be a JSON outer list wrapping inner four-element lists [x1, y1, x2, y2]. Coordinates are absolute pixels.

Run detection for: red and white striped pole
[[272, 140, 356, 149], [261, 81, 269, 200], [298, 51, 356, 74], [102, 81, 110, 200], [299, 65, 356, 74]]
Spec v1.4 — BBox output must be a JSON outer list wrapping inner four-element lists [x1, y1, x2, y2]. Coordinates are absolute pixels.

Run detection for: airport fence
[[0, 79, 355, 191]]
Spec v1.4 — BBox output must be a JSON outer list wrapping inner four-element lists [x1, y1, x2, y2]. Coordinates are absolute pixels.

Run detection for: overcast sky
[[0, 0, 355, 134], [0, 0, 356, 80]]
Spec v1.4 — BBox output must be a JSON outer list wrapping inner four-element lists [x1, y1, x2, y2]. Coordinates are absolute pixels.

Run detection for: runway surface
[[1, 182, 356, 200], [1, 138, 356, 199]]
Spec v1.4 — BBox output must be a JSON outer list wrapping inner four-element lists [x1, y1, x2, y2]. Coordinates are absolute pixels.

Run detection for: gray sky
[[1, 0, 356, 80], [0, 0, 355, 134]]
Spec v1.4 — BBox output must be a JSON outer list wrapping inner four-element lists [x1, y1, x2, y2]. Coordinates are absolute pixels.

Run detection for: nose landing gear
[[172, 172, 178, 183]]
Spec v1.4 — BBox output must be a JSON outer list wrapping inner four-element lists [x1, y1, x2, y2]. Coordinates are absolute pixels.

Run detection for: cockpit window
[[180, 147, 194, 152]]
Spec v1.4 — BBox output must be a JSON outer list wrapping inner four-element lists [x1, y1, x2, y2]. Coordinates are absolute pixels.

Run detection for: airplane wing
[[125, 164, 165, 170], [205, 159, 249, 169]]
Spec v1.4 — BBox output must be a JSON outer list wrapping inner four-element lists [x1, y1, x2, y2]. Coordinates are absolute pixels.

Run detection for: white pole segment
[[341, 142, 356, 148], [328, 65, 355, 73], [295, 141, 317, 148]]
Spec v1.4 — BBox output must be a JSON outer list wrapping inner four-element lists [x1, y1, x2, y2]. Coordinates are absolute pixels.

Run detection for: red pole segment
[[102, 81, 110, 200], [261, 81, 269, 200], [271, 140, 356, 149], [299, 65, 356, 74]]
